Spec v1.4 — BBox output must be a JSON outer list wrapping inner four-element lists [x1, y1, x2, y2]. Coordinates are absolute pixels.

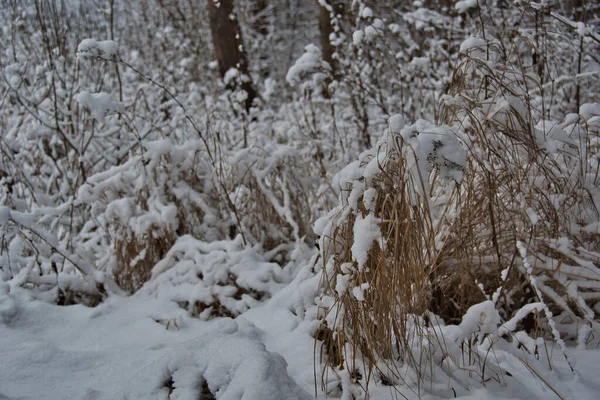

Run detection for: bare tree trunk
[[207, 0, 257, 112]]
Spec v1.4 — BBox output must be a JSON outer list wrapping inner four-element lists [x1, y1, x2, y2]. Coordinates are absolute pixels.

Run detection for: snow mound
[[0, 286, 313, 400], [140, 235, 289, 319], [124, 320, 312, 400]]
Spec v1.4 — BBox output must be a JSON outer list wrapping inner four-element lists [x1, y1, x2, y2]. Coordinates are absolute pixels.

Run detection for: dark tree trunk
[[207, 0, 257, 112]]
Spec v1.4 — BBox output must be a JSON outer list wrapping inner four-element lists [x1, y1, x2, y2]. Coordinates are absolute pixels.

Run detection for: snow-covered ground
[[2, 253, 600, 400], [0, 260, 318, 400]]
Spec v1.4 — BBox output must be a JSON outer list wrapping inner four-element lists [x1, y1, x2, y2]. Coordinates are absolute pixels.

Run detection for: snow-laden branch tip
[[77, 39, 119, 61], [455, 0, 478, 14], [286, 44, 330, 86], [75, 91, 124, 123], [460, 36, 487, 53]]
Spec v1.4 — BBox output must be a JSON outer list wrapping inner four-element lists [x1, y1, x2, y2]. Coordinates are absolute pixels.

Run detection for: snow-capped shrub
[[440, 38, 600, 335], [78, 139, 224, 293], [314, 116, 473, 385]]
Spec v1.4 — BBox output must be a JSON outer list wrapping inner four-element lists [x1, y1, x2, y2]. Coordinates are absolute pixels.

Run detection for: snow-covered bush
[[0, 1, 125, 303], [76, 138, 225, 293], [440, 37, 600, 332]]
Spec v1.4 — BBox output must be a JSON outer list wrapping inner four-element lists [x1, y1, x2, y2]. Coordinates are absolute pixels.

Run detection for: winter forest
[[1, 0, 600, 399]]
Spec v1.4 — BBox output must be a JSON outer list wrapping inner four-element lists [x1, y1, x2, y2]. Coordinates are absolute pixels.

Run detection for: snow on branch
[[286, 44, 330, 86], [77, 39, 119, 61], [455, 0, 478, 14], [550, 12, 600, 45], [75, 91, 124, 123]]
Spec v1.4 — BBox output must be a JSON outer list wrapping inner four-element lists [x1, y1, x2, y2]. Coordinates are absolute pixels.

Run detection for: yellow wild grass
[[316, 42, 600, 396]]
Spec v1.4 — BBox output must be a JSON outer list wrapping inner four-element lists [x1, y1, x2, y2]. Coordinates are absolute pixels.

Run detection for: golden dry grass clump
[[315, 40, 600, 394], [316, 130, 456, 389]]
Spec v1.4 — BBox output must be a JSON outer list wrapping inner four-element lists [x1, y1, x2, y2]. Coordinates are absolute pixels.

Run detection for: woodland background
[[1, 1, 600, 399]]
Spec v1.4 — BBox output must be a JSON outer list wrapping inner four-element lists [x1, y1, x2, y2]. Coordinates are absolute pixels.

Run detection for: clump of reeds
[[315, 34, 600, 397]]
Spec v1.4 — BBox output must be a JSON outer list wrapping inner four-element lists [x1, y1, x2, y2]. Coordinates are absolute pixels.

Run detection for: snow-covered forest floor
[[2, 1, 600, 399], [3, 269, 600, 400]]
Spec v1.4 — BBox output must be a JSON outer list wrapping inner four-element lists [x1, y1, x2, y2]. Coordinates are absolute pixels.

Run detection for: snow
[[0, 205, 10, 225], [75, 91, 124, 123], [0, 281, 17, 323], [455, 0, 478, 14], [0, 285, 311, 400], [460, 36, 487, 52], [286, 44, 329, 86], [2, 243, 600, 399], [4, 3, 600, 400], [401, 120, 467, 183], [351, 214, 381, 270], [410, 56, 429, 67], [457, 300, 501, 338], [363, 188, 377, 211], [335, 273, 350, 296], [141, 235, 288, 319], [352, 30, 364, 46], [77, 39, 118, 61], [364, 25, 378, 41], [223, 67, 240, 86], [577, 22, 587, 37], [389, 113, 405, 132], [580, 103, 600, 119], [351, 283, 369, 301], [526, 207, 539, 225]]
